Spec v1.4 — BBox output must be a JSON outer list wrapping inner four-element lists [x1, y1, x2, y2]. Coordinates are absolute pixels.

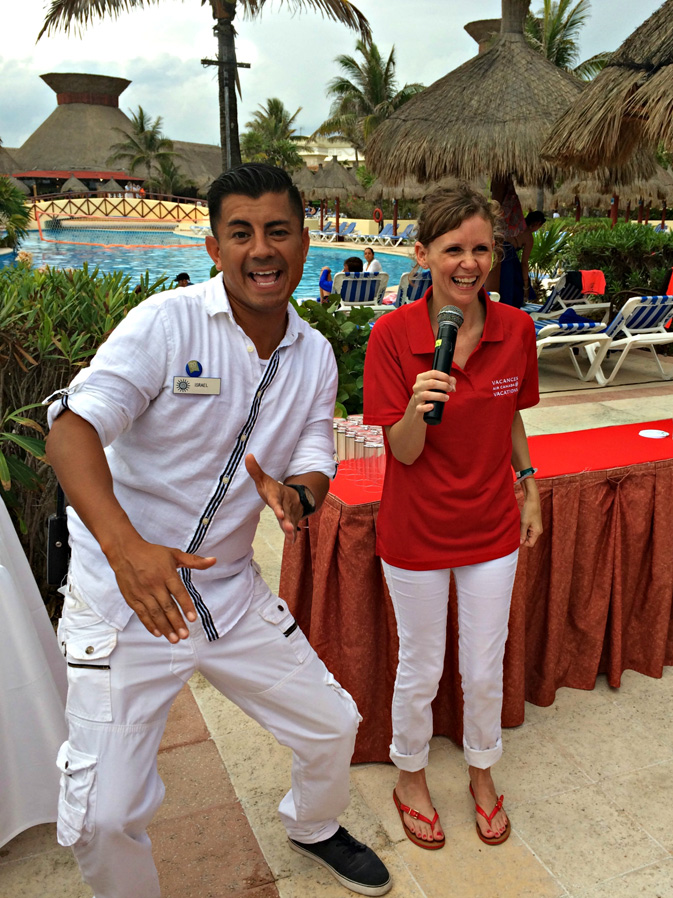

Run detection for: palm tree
[[247, 98, 301, 142], [241, 98, 303, 170], [107, 106, 177, 184], [39, 0, 371, 171], [312, 40, 424, 166], [147, 156, 195, 196], [525, 0, 611, 81], [0, 178, 31, 249]]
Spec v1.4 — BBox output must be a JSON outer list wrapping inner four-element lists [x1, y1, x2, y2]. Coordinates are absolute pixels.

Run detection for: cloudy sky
[[1, 0, 664, 151]]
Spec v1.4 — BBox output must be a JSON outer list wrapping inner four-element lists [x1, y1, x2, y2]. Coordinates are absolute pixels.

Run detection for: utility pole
[[201, 48, 250, 171]]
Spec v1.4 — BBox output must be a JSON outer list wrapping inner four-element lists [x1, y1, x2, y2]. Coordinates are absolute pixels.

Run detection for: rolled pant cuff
[[389, 741, 429, 772], [463, 739, 502, 769], [284, 820, 339, 844]]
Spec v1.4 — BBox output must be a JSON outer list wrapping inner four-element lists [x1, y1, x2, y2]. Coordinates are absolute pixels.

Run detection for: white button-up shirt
[[48, 274, 338, 639]]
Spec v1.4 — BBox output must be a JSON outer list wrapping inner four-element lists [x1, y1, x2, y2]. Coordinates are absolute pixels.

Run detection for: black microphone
[[423, 305, 464, 426]]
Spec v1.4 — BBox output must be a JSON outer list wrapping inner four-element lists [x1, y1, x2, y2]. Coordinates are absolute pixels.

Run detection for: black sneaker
[[289, 826, 391, 896]]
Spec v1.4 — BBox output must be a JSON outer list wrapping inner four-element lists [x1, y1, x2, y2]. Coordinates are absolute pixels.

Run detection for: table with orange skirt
[[279, 420, 673, 763]]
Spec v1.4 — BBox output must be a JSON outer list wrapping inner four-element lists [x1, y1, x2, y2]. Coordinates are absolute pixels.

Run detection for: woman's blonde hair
[[416, 181, 503, 250]]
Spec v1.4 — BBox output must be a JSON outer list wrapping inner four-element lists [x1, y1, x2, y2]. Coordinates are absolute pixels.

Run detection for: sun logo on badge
[[176, 379, 190, 392]]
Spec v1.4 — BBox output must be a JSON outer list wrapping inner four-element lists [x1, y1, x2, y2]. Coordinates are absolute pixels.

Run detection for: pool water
[[19, 231, 417, 298]]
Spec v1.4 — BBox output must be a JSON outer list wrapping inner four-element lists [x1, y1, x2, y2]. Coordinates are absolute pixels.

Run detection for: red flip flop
[[392, 789, 445, 850], [469, 783, 511, 846]]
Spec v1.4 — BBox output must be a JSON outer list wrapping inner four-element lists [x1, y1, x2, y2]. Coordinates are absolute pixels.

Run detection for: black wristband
[[284, 483, 316, 517]]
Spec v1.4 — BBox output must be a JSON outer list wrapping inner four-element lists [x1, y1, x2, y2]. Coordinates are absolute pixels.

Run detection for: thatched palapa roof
[[365, 174, 488, 202], [100, 178, 123, 192], [0, 145, 19, 175], [61, 176, 89, 193], [312, 157, 364, 199], [366, 0, 584, 186], [3, 175, 31, 195], [291, 165, 317, 200], [171, 141, 222, 193], [15, 73, 133, 173], [542, 0, 673, 170]]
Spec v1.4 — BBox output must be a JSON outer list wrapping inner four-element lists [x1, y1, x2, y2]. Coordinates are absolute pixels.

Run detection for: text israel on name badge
[[173, 376, 221, 396]]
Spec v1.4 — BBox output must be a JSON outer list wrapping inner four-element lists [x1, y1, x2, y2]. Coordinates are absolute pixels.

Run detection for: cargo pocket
[[258, 596, 311, 664], [324, 670, 362, 725], [56, 741, 97, 847], [64, 619, 117, 723]]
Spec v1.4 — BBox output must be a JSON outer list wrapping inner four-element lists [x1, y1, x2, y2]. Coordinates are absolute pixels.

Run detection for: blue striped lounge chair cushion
[[534, 319, 602, 337], [605, 295, 673, 336], [341, 272, 380, 303]]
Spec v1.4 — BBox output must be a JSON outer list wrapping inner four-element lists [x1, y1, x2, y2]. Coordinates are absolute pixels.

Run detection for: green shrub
[[290, 296, 375, 415], [560, 223, 673, 304], [0, 262, 167, 607]]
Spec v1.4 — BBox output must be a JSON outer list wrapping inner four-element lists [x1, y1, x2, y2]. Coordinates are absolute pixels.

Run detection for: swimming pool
[[19, 232, 417, 298]]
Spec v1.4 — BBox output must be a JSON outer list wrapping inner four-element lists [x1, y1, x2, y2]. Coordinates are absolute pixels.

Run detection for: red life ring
[[373, 207, 383, 223]]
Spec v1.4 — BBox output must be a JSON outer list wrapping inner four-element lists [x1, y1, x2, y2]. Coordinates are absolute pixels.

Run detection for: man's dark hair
[[344, 257, 363, 272], [207, 163, 304, 233]]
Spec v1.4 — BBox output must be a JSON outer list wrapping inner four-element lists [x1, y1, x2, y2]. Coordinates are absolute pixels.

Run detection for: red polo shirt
[[363, 290, 539, 570]]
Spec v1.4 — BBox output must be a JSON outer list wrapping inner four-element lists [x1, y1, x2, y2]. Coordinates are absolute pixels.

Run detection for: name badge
[[173, 376, 221, 395]]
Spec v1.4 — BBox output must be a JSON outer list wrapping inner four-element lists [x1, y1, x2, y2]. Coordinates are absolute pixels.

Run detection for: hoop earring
[[490, 251, 496, 271]]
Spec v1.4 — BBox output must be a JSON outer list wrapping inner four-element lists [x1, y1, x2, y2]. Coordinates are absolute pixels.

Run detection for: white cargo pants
[[382, 549, 519, 771], [56, 571, 360, 898]]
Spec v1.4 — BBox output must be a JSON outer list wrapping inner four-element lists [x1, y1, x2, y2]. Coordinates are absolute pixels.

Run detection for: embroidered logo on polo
[[180, 350, 281, 641], [492, 376, 519, 397]]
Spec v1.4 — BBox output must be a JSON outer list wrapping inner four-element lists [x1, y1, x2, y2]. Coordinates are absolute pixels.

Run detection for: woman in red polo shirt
[[363, 183, 542, 850]]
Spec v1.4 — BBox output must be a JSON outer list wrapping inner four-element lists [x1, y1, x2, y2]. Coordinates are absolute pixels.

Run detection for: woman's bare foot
[[468, 766, 509, 840], [394, 769, 444, 844]]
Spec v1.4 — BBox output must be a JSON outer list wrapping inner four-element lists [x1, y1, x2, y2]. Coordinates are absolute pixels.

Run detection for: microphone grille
[[437, 305, 464, 328]]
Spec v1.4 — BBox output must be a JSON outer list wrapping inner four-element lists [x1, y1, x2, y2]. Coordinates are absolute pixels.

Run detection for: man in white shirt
[[46, 163, 391, 898], [363, 246, 382, 273]]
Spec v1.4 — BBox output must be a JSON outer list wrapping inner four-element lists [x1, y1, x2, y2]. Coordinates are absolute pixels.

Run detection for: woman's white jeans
[[382, 549, 519, 771]]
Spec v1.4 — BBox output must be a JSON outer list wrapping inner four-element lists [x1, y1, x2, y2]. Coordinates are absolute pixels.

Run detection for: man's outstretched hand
[[245, 453, 305, 542], [109, 537, 216, 643]]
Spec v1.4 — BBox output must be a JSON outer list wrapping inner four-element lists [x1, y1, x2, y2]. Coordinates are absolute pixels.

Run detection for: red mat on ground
[[330, 419, 673, 506]]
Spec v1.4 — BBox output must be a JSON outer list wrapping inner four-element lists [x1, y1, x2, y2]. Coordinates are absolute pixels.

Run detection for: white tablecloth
[[0, 500, 67, 847]]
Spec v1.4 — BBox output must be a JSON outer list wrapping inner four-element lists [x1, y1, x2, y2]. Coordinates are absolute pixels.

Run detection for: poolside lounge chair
[[332, 271, 390, 311], [535, 317, 613, 382], [313, 221, 334, 240], [385, 223, 417, 246], [572, 294, 673, 385], [369, 224, 394, 245], [394, 269, 432, 306], [524, 271, 611, 321], [321, 221, 356, 243]]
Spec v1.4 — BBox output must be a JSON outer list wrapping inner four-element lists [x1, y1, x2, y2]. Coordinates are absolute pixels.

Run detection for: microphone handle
[[423, 322, 458, 426]]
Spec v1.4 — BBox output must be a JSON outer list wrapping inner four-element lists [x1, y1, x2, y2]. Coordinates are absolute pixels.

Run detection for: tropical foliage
[[561, 223, 673, 301], [525, 0, 611, 80], [528, 219, 574, 282], [0, 262, 167, 601], [0, 177, 31, 249], [290, 296, 375, 414], [108, 106, 177, 183], [312, 40, 424, 164], [241, 98, 303, 170], [146, 156, 195, 196], [40, 0, 370, 170]]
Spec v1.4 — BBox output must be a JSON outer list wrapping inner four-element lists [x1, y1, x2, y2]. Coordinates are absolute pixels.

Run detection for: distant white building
[[294, 136, 362, 170]]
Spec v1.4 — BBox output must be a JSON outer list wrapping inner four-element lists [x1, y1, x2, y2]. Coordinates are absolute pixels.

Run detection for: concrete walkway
[[3, 347, 673, 898]]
